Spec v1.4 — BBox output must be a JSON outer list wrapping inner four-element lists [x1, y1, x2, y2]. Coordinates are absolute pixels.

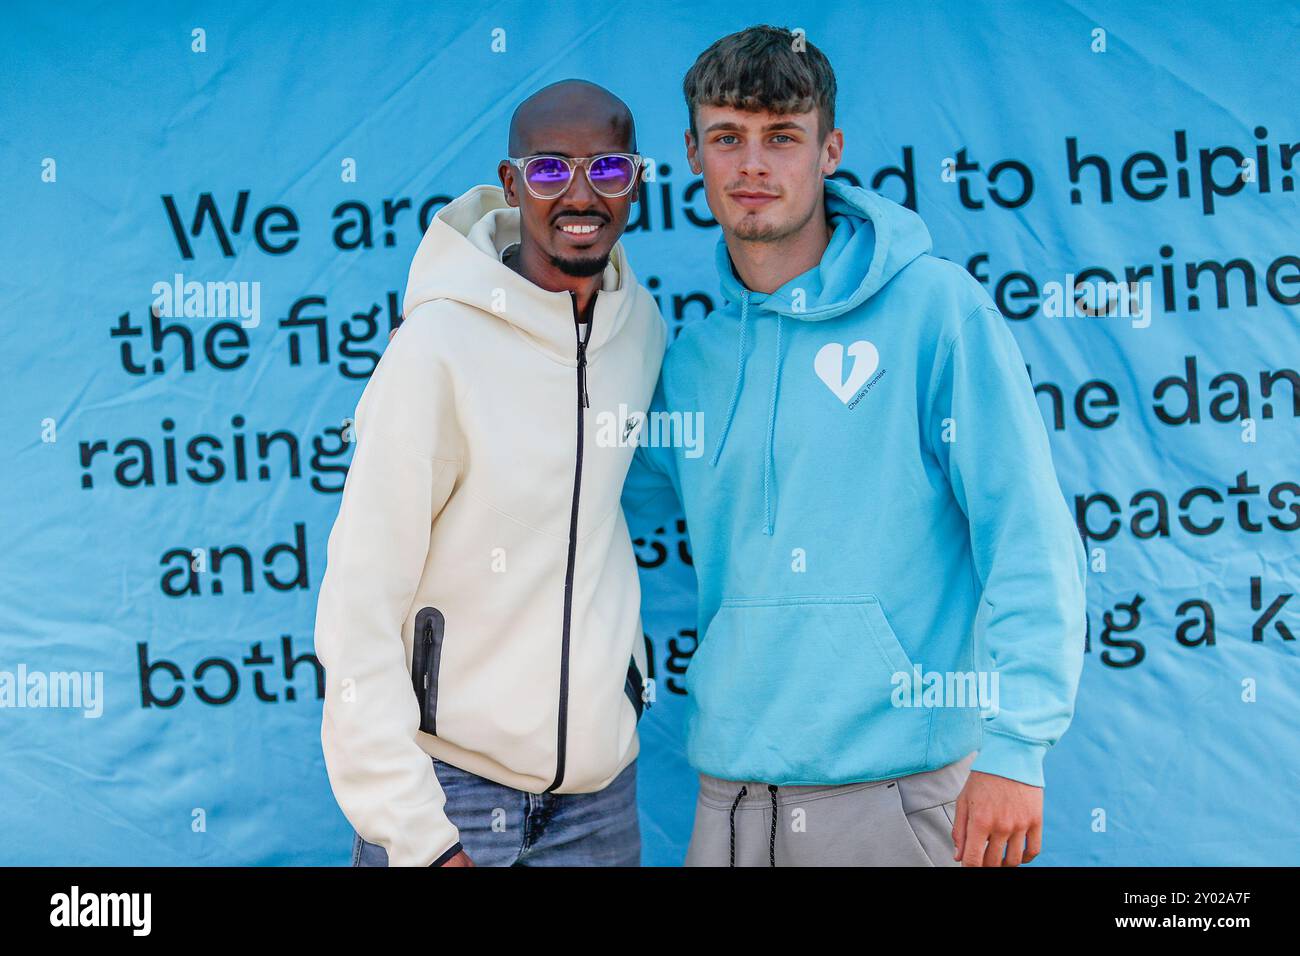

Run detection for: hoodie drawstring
[[709, 290, 749, 468], [762, 314, 783, 536], [767, 784, 778, 866], [727, 783, 779, 867], [709, 289, 785, 536], [728, 785, 747, 867]]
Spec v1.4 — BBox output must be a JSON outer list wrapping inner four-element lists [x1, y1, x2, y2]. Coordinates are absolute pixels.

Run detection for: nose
[[551, 162, 608, 222], [737, 140, 770, 180], [565, 161, 601, 204]]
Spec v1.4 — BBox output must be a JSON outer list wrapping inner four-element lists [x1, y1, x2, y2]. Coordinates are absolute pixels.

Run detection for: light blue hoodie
[[624, 177, 1087, 788]]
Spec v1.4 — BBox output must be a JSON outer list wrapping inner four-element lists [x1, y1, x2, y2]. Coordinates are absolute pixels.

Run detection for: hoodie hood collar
[[708, 179, 931, 536], [401, 184, 636, 363], [714, 177, 932, 321]]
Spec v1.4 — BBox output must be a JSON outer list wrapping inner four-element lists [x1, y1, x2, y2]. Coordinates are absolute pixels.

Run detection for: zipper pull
[[577, 341, 589, 408], [572, 289, 591, 408]]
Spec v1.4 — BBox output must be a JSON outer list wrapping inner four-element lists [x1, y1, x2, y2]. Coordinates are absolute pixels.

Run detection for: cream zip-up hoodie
[[314, 184, 666, 866]]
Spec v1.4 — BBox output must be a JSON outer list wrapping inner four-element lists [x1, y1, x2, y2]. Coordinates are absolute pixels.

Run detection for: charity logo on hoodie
[[315, 184, 666, 866], [623, 176, 1087, 790]]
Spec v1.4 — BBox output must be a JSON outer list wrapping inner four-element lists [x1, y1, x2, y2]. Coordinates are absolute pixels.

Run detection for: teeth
[[560, 224, 599, 234]]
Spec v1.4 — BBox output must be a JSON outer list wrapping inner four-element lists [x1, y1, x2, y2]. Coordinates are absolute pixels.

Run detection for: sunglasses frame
[[506, 152, 645, 200]]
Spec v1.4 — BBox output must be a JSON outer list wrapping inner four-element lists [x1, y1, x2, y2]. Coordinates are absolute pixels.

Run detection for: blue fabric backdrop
[[2, 0, 1297, 865]]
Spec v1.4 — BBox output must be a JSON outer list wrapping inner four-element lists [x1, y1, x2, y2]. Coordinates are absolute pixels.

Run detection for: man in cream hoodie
[[314, 80, 665, 866]]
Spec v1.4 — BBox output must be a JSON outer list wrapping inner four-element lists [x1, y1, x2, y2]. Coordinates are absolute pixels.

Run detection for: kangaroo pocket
[[685, 595, 931, 784]]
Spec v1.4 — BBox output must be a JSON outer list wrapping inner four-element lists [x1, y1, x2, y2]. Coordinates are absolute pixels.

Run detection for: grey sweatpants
[[684, 751, 976, 866]]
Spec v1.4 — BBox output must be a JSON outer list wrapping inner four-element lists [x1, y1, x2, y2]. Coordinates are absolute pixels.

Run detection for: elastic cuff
[[970, 729, 1049, 787], [426, 842, 462, 868], [427, 841, 464, 867], [428, 842, 465, 868]]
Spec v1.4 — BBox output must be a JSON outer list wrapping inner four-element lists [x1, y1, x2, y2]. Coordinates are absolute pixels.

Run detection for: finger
[[981, 828, 1009, 868], [961, 815, 990, 867], [1002, 828, 1026, 867], [1024, 818, 1043, 863], [952, 796, 968, 861]]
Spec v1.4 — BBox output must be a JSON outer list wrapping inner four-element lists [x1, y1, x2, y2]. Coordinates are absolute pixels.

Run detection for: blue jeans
[[351, 755, 640, 866]]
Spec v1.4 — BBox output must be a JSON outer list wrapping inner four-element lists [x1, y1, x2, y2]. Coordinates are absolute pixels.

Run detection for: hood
[[708, 178, 932, 535], [401, 183, 639, 363], [715, 177, 932, 321]]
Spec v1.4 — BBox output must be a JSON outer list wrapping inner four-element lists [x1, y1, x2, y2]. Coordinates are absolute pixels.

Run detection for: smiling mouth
[[554, 218, 606, 243]]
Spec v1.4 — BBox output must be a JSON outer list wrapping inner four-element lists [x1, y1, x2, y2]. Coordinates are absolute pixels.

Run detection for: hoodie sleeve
[[621, 377, 682, 541], [926, 301, 1088, 789], [314, 313, 464, 866]]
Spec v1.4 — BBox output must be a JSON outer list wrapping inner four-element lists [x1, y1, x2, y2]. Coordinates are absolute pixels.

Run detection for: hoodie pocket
[[411, 606, 446, 736], [685, 595, 930, 782]]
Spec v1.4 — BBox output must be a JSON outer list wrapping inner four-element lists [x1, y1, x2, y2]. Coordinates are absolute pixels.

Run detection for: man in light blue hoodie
[[623, 26, 1088, 866]]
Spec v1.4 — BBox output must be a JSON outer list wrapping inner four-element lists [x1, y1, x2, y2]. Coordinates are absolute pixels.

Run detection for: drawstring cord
[[709, 289, 786, 536], [767, 785, 778, 867], [728, 785, 747, 867], [762, 313, 783, 536], [727, 783, 780, 867], [709, 290, 750, 468]]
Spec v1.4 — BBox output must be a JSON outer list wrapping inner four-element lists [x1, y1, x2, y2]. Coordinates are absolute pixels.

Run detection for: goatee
[[551, 252, 609, 277]]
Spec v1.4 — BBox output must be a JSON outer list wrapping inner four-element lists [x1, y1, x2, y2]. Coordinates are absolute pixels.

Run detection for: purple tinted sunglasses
[[507, 152, 644, 199]]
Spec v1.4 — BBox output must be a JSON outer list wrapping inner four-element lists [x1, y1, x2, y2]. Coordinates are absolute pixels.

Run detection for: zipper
[[547, 291, 596, 792], [421, 619, 434, 701], [625, 654, 650, 722], [412, 606, 445, 735], [577, 337, 590, 408]]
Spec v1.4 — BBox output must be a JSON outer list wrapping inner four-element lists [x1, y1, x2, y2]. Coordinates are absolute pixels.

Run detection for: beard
[[730, 191, 818, 244], [550, 251, 610, 277]]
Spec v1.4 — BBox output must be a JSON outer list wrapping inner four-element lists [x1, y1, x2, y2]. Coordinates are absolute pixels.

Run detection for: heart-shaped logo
[[814, 340, 880, 404]]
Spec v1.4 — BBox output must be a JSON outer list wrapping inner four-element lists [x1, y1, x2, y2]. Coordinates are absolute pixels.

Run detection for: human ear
[[498, 160, 519, 206], [684, 129, 703, 176]]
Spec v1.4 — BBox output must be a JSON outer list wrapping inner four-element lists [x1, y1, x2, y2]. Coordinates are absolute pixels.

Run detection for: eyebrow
[[701, 120, 808, 134]]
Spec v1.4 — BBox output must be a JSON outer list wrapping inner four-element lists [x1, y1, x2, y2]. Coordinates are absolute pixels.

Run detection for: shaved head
[[508, 79, 636, 156], [497, 79, 641, 301]]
